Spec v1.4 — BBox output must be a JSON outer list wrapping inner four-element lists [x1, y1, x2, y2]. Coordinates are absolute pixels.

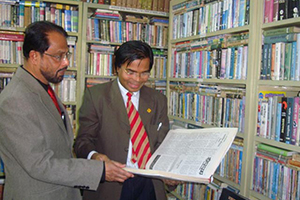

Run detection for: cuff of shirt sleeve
[[100, 161, 105, 183]]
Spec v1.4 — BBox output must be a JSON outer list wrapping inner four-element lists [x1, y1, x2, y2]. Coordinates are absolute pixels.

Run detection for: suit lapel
[[138, 86, 154, 129], [17, 67, 71, 145], [108, 80, 130, 128]]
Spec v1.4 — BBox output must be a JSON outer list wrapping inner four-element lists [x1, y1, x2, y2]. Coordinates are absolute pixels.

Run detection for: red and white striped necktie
[[126, 92, 151, 169]]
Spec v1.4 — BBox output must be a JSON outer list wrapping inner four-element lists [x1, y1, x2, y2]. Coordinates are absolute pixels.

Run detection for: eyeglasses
[[43, 51, 72, 62], [124, 68, 151, 78]]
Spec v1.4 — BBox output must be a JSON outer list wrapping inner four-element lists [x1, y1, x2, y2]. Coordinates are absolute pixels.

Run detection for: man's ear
[[29, 50, 39, 64]]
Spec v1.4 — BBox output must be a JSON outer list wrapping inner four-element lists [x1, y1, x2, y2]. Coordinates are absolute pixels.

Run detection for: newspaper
[[124, 127, 238, 183]]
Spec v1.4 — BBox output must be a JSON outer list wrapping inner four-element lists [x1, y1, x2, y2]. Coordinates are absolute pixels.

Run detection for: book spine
[[264, 33, 297, 43], [264, 0, 274, 23], [291, 96, 299, 145], [278, 0, 287, 20], [285, 97, 294, 144], [280, 97, 287, 143], [257, 143, 290, 156]]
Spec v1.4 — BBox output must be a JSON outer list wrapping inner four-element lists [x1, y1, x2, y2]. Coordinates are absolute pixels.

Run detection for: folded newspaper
[[124, 127, 238, 184]]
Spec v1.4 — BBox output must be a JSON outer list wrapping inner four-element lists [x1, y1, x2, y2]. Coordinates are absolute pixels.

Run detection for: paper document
[[124, 127, 238, 183]]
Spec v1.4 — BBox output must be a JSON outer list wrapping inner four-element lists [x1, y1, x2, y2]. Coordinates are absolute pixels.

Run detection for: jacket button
[[124, 147, 128, 152]]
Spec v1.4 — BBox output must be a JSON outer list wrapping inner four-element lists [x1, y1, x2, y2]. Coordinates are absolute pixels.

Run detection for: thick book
[[124, 127, 237, 183], [257, 143, 297, 156], [263, 26, 300, 36]]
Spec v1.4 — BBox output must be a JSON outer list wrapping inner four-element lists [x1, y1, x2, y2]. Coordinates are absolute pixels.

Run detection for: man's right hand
[[91, 153, 134, 182]]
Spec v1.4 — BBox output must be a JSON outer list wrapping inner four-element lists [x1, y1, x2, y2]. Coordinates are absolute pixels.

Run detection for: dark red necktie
[[47, 85, 61, 115]]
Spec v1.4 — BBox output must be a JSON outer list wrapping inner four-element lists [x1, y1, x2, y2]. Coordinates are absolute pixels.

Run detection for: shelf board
[[258, 80, 300, 87], [250, 190, 272, 200], [168, 78, 247, 85], [63, 101, 77, 105], [169, 116, 244, 138], [0, 27, 25, 32], [262, 18, 300, 30], [85, 75, 116, 79], [109, 5, 169, 17], [44, 0, 81, 6], [255, 136, 300, 153], [85, 3, 168, 17], [170, 25, 250, 44]]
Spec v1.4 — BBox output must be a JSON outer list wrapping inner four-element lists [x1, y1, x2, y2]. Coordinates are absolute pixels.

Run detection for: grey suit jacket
[[74, 79, 170, 200], [0, 67, 103, 200]]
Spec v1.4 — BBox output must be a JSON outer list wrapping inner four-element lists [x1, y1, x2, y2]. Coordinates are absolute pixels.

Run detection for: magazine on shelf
[[124, 127, 238, 183]]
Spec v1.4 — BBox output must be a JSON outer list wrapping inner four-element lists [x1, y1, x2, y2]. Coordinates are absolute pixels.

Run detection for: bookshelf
[[0, 0, 83, 134], [80, 2, 169, 100], [166, 0, 257, 199], [250, 1, 300, 200]]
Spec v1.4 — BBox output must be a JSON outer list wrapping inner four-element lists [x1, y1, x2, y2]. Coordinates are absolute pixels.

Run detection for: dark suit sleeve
[[74, 87, 101, 158]]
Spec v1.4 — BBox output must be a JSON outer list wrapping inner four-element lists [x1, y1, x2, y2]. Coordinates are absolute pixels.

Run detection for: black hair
[[23, 21, 68, 60], [114, 40, 154, 72]]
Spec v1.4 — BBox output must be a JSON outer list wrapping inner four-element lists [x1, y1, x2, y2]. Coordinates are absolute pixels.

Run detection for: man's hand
[[105, 160, 134, 182], [91, 153, 110, 162], [91, 153, 133, 182]]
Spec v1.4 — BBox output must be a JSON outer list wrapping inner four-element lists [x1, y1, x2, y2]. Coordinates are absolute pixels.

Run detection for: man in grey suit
[[0, 21, 133, 200], [74, 40, 177, 200]]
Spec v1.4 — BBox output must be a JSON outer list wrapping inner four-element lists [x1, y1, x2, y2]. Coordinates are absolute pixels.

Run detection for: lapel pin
[[147, 108, 151, 113]]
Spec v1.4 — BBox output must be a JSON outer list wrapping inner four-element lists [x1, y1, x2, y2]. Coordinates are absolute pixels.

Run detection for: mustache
[[58, 66, 68, 72]]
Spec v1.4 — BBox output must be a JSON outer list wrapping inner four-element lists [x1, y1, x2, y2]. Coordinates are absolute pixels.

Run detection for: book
[[264, 0, 274, 23], [263, 26, 300, 36], [280, 97, 288, 142], [257, 143, 297, 156], [124, 127, 238, 183]]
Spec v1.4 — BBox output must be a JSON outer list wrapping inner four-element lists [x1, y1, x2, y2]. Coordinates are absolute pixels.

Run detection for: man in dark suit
[[0, 21, 132, 200], [74, 40, 171, 200]]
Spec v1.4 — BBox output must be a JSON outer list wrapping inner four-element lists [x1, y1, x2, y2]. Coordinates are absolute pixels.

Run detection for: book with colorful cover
[[257, 143, 297, 156], [263, 26, 300, 36]]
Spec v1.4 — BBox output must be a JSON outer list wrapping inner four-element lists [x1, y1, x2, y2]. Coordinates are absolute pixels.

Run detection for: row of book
[[172, 0, 250, 39], [65, 105, 77, 136], [86, 18, 168, 47], [0, 40, 23, 65], [51, 73, 77, 103], [67, 42, 77, 69], [85, 77, 112, 88], [170, 33, 248, 80], [253, 143, 300, 200], [144, 80, 166, 95], [87, 51, 167, 78], [264, 0, 300, 23], [257, 91, 300, 146], [83, 0, 170, 12], [85, 77, 166, 95], [169, 83, 246, 133], [0, 2, 78, 32], [85, 44, 167, 77], [216, 140, 243, 185], [260, 27, 300, 81], [170, 182, 220, 200], [0, 32, 77, 67], [0, 73, 14, 93]]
